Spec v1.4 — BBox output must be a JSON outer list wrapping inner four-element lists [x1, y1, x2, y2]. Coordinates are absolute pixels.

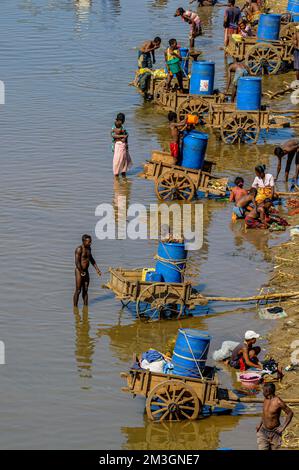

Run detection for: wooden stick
[[236, 397, 299, 405], [205, 292, 299, 302], [277, 191, 299, 197]]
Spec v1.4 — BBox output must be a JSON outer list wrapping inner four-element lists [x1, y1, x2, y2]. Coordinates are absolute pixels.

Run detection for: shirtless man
[[274, 139, 299, 182], [73, 234, 101, 307], [232, 187, 257, 219], [225, 60, 250, 101], [256, 382, 293, 450], [168, 111, 188, 161], [138, 37, 161, 69]]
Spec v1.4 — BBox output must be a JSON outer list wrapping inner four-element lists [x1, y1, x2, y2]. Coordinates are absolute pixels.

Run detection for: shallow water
[[0, 0, 295, 449]]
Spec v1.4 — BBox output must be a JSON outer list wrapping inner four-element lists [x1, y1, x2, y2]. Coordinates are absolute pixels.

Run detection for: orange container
[[186, 114, 199, 125]]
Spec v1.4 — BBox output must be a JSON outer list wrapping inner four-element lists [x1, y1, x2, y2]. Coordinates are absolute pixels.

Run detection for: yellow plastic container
[[141, 268, 155, 281]]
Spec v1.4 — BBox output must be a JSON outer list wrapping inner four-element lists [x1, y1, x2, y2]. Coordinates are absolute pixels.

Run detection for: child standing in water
[[111, 113, 132, 178]]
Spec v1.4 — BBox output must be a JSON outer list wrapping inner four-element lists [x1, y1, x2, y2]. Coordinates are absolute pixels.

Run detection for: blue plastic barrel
[[288, 0, 299, 20], [181, 130, 209, 169], [145, 271, 163, 282], [257, 14, 281, 41], [172, 329, 211, 377], [189, 61, 215, 95], [236, 77, 262, 111], [155, 241, 187, 283], [180, 47, 189, 76]]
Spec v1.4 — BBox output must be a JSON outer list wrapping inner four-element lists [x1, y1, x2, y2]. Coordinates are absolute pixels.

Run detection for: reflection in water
[[113, 177, 132, 216], [74, 0, 92, 31], [122, 416, 241, 450], [148, 0, 169, 10], [73, 306, 96, 385]]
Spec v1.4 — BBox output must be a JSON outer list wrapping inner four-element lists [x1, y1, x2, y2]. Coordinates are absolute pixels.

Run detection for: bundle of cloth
[[132, 349, 174, 374]]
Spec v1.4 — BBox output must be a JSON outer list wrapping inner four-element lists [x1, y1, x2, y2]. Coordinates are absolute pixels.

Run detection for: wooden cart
[[205, 102, 296, 144], [121, 368, 249, 422], [121, 367, 299, 422], [139, 151, 229, 201], [225, 36, 294, 75], [105, 267, 207, 320], [154, 82, 226, 121]]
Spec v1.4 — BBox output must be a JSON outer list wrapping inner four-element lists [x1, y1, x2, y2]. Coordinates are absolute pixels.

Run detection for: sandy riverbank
[[265, 210, 299, 449]]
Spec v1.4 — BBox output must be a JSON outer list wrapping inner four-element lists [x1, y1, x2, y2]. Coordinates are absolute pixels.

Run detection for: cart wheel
[[221, 115, 260, 144], [245, 43, 282, 75], [136, 283, 184, 320], [155, 171, 195, 201], [280, 22, 297, 42], [146, 380, 201, 422], [177, 97, 209, 122]]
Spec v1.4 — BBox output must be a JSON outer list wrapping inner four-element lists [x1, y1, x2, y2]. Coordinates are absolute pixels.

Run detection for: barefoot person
[[274, 139, 299, 182], [138, 37, 162, 69], [165, 39, 184, 92], [174, 7, 202, 48], [168, 111, 187, 162], [225, 59, 250, 102], [256, 382, 293, 451], [224, 0, 241, 47], [230, 330, 262, 370], [73, 235, 101, 307], [111, 113, 132, 178]]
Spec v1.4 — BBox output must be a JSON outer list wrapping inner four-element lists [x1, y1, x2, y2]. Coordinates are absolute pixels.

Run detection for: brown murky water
[[0, 0, 296, 449]]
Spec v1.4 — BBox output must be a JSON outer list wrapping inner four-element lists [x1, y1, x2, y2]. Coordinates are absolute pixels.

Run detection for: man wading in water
[[256, 383, 293, 450], [73, 234, 101, 307]]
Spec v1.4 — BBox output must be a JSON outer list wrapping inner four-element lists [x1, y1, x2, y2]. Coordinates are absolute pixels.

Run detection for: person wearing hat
[[230, 330, 262, 370]]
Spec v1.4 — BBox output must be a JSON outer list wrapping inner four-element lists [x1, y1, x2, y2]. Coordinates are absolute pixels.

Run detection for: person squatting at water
[[229, 177, 248, 204], [164, 39, 184, 92], [137, 37, 162, 69], [229, 330, 262, 370], [174, 7, 202, 49], [256, 382, 293, 451], [231, 186, 257, 221], [252, 164, 275, 204], [225, 59, 250, 102], [274, 139, 299, 183], [168, 111, 188, 161], [111, 113, 132, 178], [73, 235, 101, 307]]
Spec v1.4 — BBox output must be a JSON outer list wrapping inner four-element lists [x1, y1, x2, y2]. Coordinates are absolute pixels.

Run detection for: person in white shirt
[[252, 164, 275, 204]]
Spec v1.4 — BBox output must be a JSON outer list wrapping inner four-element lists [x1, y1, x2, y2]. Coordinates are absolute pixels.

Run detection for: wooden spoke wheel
[[221, 115, 259, 145], [136, 283, 184, 320], [280, 22, 297, 42], [155, 171, 195, 201], [177, 97, 209, 121], [146, 380, 201, 422], [245, 43, 282, 75]]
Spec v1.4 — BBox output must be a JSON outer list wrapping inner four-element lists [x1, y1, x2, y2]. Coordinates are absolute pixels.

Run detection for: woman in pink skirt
[[111, 113, 132, 178]]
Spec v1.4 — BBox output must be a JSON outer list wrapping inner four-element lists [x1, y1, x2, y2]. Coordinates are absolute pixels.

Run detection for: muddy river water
[[0, 0, 296, 449]]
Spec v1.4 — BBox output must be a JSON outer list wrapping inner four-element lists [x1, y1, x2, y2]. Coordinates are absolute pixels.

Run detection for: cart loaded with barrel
[[121, 328, 299, 422], [226, 13, 295, 76]]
